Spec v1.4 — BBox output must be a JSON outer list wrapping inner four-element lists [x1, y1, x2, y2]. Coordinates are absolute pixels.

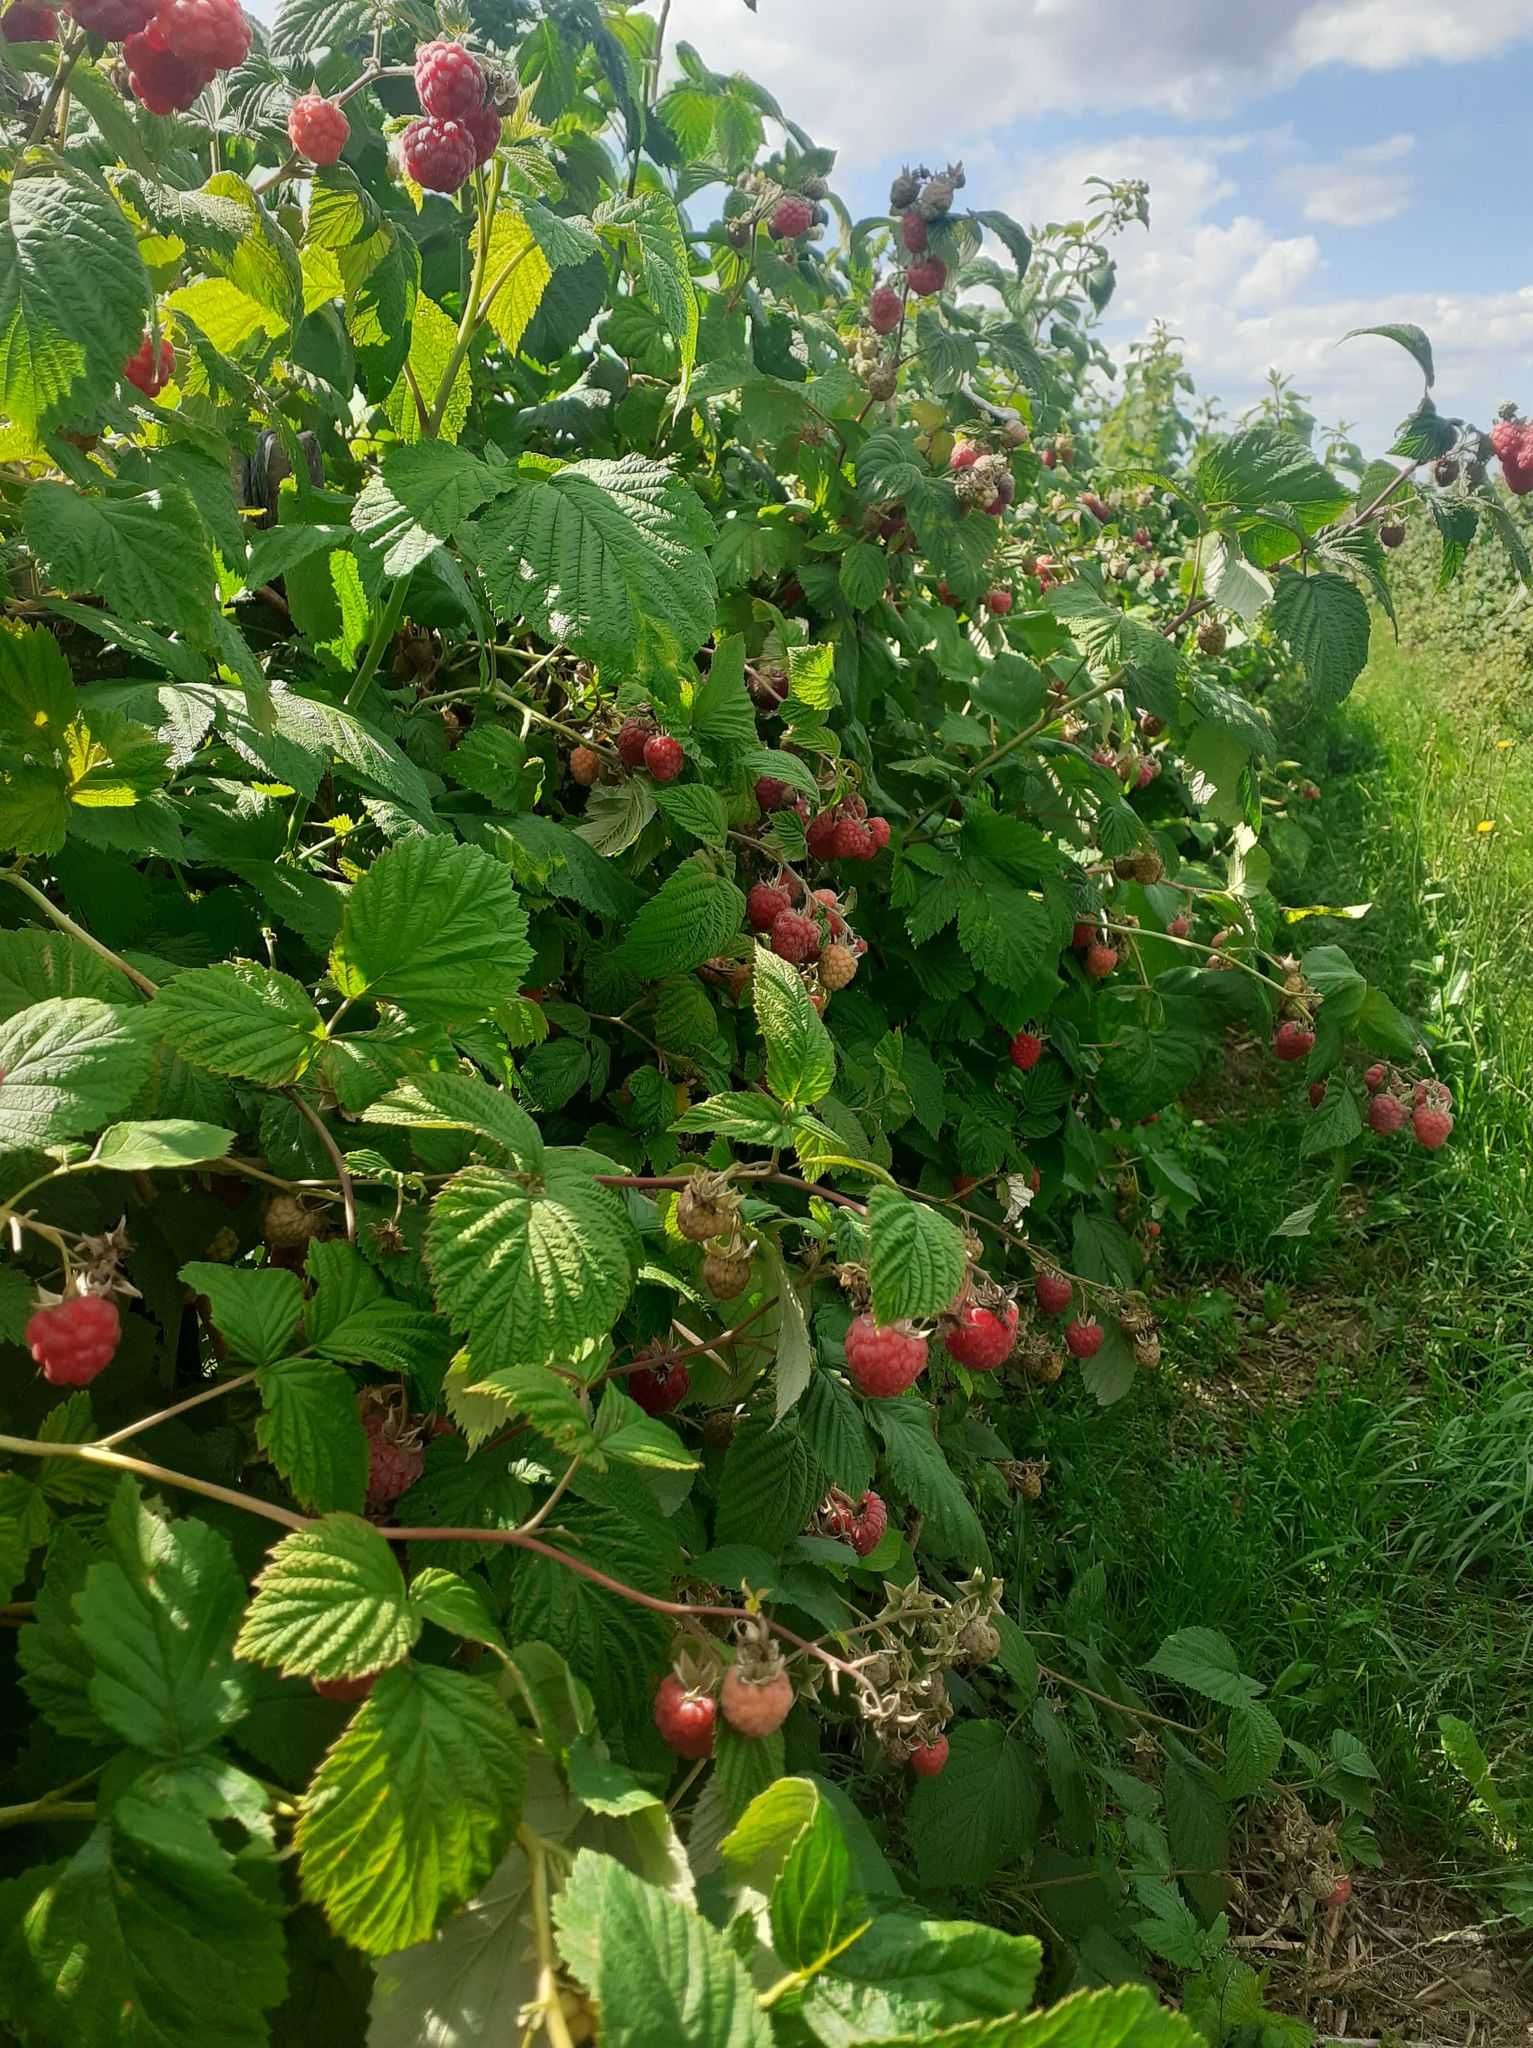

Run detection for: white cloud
[[664, 0, 1533, 152], [1283, 134, 1416, 228], [1000, 135, 1532, 451]]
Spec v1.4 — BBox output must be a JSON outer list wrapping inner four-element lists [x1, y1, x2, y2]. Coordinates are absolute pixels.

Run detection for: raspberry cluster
[[108, 0, 249, 115], [613, 714, 685, 784], [804, 793, 891, 864], [401, 40, 501, 194]]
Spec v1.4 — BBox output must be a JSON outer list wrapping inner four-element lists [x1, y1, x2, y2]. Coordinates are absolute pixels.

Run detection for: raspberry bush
[[0, 1, 1504, 2039]]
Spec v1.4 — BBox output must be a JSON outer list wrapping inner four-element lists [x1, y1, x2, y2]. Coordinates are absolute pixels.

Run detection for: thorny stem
[[93, 1373, 256, 1450], [0, 1799, 95, 1829], [513, 1455, 582, 1538], [284, 1089, 357, 1241], [27, 26, 86, 148], [520, 1827, 579, 2048], [1036, 1663, 1206, 1739], [1097, 921, 1296, 1000], [0, 1433, 309, 1531]]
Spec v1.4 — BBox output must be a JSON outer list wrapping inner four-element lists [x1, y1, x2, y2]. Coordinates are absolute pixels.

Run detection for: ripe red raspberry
[[287, 92, 348, 165], [1084, 942, 1118, 981], [1040, 447, 1057, 469], [826, 1489, 887, 1556], [909, 1735, 949, 1776], [944, 1302, 1019, 1372], [415, 38, 485, 121], [363, 1405, 424, 1514], [654, 1674, 716, 1758], [400, 116, 476, 195], [69, 0, 159, 38], [770, 909, 821, 964], [1308, 1081, 1328, 1108], [819, 941, 858, 991], [643, 732, 684, 782], [1412, 1087, 1453, 1149], [1167, 915, 1190, 938], [1273, 1020, 1315, 1063], [1071, 920, 1097, 950], [569, 745, 600, 787], [907, 256, 947, 296], [1034, 1268, 1072, 1316], [748, 881, 791, 931], [464, 100, 501, 166], [869, 284, 902, 334], [1363, 1061, 1388, 1092], [26, 1295, 120, 1387], [900, 209, 928, 253], [843, 1313, 928, 1397], [805, 810, 840, 859], [1009, 1030, 1043, 1072], [754, 774, 792, 812], [1367, 1092, 1407, 1135], [983, 587, 1013, 615], [867, 815, 891, 851], [313, 1671, 377, 1703], [616, 716, 654, 768], [124, 29, 213, 109], [121, 330, 175, 395], [769, 195, 814, 240], [153, 0, 248, 65], [1065, 1317, 1104, 1360], [950, 443, 980, 471], [829, 816, 876, 861], [721, 1662, 793, 1737], [2, 2, 56, 36], [1491, 418, 1522, 462], [811, 887, 848, 931], [627, 1356, 690, 1415]]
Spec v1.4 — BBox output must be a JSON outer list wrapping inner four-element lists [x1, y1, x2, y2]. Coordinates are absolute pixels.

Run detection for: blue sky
[[671, 0, 1533, 454]]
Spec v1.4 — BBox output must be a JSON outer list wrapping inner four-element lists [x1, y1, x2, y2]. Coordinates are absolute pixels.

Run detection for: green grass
[[1035, 624, 1533, 1887]]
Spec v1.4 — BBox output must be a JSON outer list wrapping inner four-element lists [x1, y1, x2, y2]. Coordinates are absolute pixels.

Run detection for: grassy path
[[1034, 630, 1533, 2023]]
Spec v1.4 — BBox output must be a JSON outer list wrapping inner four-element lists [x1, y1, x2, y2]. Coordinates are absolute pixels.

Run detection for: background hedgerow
[[0, 1, 1528, 2041]]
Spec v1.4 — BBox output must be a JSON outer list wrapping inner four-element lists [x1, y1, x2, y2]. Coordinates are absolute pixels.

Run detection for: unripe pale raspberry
[[703, 1246, 753, 1299], [748, 881, 792, 932], [26, 1295, 121, 1386], [843, 1313, 928, 1397], [770, 909, 820, 964], [819, 941, 858, 991], [2, 1, 56, 36], [569, 744, 601, 786], [869, 284, 902, 335], [983, 587, 1012, 614], [400, 116, 476, 195], [616, 716, 654, 767], [1273, 1020, 1315, 1063], [769, 195, 813, 240], [627, 1355, 690, 1415], [262, 1193, 318, 1248], [1065, 1317, 1104, 1359], [121, 329, 175, 395], [288, 93, 349, 166], [415, 38, 485, 122], [1034, 1268, 1072, 1316], [906, 256, 947, 296], [464, 100, 501, 166], [642, 732, 684, 782], [1009, 1029, 1043, 1072], [944, 1302, 1019, 1372], [675, 1175, 734, 1242], [1084, 942, 1118, 981], [909, 1735, 949, 1776], [720, 1662, 793, 1737], [1367, 1092, 1408, 1135], [654, 1674, 716, 1758]]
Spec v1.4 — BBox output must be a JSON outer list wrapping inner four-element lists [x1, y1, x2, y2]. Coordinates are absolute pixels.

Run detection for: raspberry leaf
[[594, 192, 699, 391], [0, 1471, 50, 1605], [23, 482, 217, 641], [361, 1071, 544, 1170], [0, 997, 151, 1156], [870, 1401, 988, 1565], [407, 1566, 507, 1657], [296, 1664, 526, 1955], [304, 1240, 453, 1382], [155, 962, 324, 1085], [426, 1157, 639, 1375], [351, 441, 500, 577], [713, 1417, 820, 1554], [753, 944, 835, 1108], [616, 854, 745, 978], [1146, 1626, 1263, 1709], [328, 837, 532, 1026], [866, 1188, 966, 1325], [235, 1512, 417, 1681], [801, 1912, 1045, 2034], [75, 1478, 249, 1756], [1222, 1700, 1285, 1799], [1271, 569, 1372, 706], [91, 1117, 234, 1171], [554, 1847, 775, 2048], [905, 1719, 1035, 1888], [691, 633, 757, 744], [180, 1262, 304, 1366], [462, 455, 718, 677], [255, 1358, 368, 1514], [592, 1385, 701, 1470]]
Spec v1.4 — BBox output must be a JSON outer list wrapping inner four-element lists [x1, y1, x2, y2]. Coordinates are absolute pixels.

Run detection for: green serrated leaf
[[236, 1513, 417, 1680], [866, 1188, 966, 1324], [753, 944, 835, 1108], [330, 838, 531, 1026]]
